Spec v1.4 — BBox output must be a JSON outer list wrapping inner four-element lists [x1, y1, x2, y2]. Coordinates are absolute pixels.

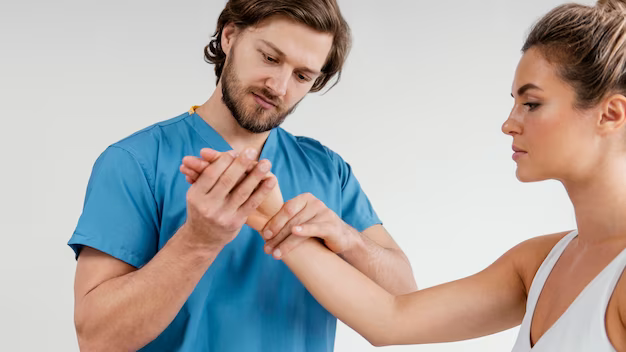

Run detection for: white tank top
[[511, 230, 626, 351]]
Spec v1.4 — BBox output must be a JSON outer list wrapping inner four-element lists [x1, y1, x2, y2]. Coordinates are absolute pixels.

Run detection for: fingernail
[[228, 150, 238, 158], [264, 246, 271, 254], [294, 226, 302, 233], [263, 230, 273, 239], [245, 148, 257, 159], [259, 161, 270, 172], [273, 249, 281, 258]]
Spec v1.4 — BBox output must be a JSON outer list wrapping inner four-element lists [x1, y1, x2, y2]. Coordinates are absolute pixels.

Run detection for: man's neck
[[195, 84, 270, 158]]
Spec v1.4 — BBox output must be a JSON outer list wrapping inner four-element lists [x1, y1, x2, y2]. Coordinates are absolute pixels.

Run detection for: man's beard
[[220, 53, 300, 134]]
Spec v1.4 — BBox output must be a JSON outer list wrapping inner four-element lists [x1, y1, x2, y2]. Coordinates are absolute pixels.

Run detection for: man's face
[[219, 16, 334, 133]]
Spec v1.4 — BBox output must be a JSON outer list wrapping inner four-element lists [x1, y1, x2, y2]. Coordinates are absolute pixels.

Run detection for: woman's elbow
[[368, 337, 391, 347]]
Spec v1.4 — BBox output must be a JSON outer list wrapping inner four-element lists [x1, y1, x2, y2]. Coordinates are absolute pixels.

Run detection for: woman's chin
[[515, 168, 545, 183]]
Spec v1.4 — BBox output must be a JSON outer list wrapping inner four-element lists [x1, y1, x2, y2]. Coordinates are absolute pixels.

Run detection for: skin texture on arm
[[339, 224, 417, 294]]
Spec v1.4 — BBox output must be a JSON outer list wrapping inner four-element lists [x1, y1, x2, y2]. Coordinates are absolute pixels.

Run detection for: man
[[69, 0, 416, 351]]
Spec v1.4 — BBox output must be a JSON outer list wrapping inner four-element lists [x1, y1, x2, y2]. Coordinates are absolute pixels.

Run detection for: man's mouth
[[251, 93, 276, 109]]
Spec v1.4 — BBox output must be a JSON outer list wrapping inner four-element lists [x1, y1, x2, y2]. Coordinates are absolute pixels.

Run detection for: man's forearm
[[340, 229, 417, 295], [75, 227, 220, 351]]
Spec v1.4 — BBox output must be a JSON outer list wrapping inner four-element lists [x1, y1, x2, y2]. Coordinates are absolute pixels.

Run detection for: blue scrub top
[[69, 108, 381, 351]]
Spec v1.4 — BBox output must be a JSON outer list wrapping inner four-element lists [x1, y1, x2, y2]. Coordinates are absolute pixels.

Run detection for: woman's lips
[[512, 151, 527, 161], [512, 145, 527, 161]]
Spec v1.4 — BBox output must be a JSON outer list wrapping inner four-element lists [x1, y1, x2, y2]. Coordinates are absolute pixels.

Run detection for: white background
[[0, 0, 592, 351]]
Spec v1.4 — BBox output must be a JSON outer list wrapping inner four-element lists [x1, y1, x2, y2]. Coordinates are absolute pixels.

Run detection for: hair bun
[[597, 0, 626, 12]]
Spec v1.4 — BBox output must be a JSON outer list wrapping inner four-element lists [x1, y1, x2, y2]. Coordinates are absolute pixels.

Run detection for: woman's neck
[[565, 157, 626, 245]]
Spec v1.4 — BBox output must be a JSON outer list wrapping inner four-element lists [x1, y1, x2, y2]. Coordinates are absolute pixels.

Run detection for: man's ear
[[221, 22, 239, 57]]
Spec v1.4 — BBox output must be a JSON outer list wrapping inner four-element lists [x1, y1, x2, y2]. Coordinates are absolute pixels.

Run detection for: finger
[[186, 155, 262, 187], [200, 148, 222, 163], [225, 159, 272, 212], [208, 148, 257, 200], [292, 223, 328, 240], [182, 155, 209, 174], [235, 160, 259, 187], [271, 233, 309, 259], [187, 151, 262, 180], [239, 174, 278, 217], [261, 195, 307, 242], [180, 164, 200, 183], [264, 200, 318, 253], [190, 151, 236, 195]]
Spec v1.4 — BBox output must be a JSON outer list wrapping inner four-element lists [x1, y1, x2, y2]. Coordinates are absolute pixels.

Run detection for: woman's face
[[502, 47, 600, 183]]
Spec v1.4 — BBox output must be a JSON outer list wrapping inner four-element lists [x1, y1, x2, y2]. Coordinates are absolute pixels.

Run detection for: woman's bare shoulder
[[505, 231, 572, 295]]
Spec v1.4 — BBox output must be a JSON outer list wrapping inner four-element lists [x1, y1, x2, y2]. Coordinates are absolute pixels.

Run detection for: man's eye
[[263, 54, 278, 63], [296, 73, 310, 82]]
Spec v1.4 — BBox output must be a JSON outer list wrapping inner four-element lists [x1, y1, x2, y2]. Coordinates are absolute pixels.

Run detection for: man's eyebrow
[[259, 39, 322, 76], [260, 40, 285, 57]]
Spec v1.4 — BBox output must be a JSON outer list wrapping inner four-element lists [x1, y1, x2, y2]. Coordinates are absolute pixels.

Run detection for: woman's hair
[[523, 0, 626, 109], [204, 0, 351, 93]]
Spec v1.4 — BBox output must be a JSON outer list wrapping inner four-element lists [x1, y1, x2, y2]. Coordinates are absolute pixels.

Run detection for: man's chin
[[235, 117, 280, 134]]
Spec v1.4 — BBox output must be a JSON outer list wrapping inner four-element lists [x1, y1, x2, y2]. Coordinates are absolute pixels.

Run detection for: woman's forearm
[[281, 237, 528, 347], [281, 238, 398, 346]]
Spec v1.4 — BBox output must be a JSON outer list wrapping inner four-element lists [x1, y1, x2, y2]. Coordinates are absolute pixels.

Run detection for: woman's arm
[[180, 151, 557, 346], [281, 237, 529, 346]]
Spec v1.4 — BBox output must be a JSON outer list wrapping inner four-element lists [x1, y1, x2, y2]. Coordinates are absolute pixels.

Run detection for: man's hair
[[204, 0, 351, 92]]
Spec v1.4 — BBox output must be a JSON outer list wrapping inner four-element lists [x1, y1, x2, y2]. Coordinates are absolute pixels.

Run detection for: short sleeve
[[68, 146, 160, 268], [324, 147, 382, 232]]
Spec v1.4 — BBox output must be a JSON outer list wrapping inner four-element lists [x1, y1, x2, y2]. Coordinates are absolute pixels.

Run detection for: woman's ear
[[598, 94, 626, 135]]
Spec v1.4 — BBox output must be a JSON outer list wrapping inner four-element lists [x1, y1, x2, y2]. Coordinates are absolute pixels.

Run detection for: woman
[[181, 0, 626, 349]]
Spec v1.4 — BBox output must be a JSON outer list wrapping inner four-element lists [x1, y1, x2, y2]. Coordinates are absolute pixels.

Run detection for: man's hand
[[260, 193, 360, 259], [181, 150, 417, 295], [180, 148, 284, 233], [181, 151, 355, 259], [181, 148, 277, 250]]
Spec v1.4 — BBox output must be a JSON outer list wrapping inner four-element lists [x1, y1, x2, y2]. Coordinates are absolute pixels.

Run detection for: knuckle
[[275, 228, 288, 240], [312, 198, 325, 209], [215, 213, 229, 227], [232, 188, 249, 204], [225, 219, 240, 231], [246, 196, 262, 210], [253, 167, 268, 180], [284, 216, 298, 228], [270, 223, 283, 235], [218, 173, 236, 189], [203, 164, 221, 179], [235, 156, 252, 169], [221, 153, 235, 164], [285, 201, 299, 217]]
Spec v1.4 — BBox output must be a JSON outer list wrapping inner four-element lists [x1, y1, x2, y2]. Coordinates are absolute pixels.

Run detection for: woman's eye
[[523, 102, 540, 111]]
